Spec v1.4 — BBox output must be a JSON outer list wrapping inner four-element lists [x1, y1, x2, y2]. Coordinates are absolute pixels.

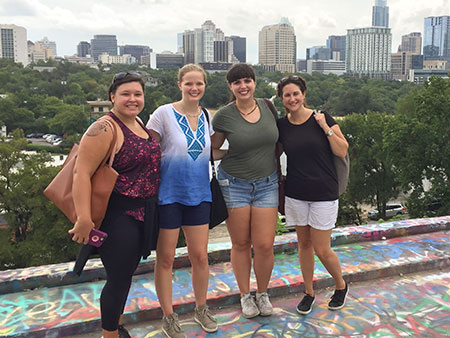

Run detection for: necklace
[[236, 101, 258, 117], [180, 104, 201, 118]]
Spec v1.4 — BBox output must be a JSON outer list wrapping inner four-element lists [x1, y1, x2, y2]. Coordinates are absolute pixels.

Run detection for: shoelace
[[198, 306, 215, 321], [259, 293, 270, 306], [167, 315, 182, 332]]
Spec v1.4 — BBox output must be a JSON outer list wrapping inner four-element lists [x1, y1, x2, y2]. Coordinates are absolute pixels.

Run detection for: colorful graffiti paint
[[130, 271, 450, 338], [0, 230, 449, 337], [1, 216, 449, 295]]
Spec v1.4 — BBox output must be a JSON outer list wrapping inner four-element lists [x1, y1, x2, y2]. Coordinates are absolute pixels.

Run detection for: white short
[[285, 196, 338, 230]]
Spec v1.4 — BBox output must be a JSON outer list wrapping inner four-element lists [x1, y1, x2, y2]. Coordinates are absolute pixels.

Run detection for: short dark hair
[[108, 72, 145, 101], [277, 75, 307, 98], [226, 63, 256, 84]]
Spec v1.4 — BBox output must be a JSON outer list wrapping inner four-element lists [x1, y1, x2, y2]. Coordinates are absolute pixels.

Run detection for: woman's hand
[[68, 217, 94, 245], [313, 112, 329, 131]]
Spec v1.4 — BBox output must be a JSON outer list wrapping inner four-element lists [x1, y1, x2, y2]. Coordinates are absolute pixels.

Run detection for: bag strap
[[202, 107, 217, 178], [98, 118, 118, 169], [263, 98, 283, 177], [263, 98, 278, 121]]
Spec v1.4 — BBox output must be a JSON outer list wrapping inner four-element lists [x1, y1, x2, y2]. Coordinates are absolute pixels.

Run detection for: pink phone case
[[88, 229, 108, 247], [71, 228, 108, 247]]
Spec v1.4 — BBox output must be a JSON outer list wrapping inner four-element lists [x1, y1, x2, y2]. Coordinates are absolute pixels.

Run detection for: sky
[[0, 0, 449, 63]]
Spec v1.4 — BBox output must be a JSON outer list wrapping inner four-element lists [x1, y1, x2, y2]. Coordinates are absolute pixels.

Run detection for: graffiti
[[0, 231, 449, 337], [126, 271, 450, 338], [0, 217, 449, 337]]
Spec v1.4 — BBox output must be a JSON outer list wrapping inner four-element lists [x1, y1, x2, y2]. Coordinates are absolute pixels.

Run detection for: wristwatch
[[326, 129, 334, 137]]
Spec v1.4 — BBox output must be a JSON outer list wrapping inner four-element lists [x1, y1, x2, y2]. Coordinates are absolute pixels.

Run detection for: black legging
[[98, 202, 143, 331]]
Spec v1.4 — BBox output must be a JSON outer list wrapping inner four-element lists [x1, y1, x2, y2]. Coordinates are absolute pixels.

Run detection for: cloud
[[0, 0, 36, 16]]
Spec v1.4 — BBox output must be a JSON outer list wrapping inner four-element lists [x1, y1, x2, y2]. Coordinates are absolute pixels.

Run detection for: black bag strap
[[263, 99, 283, 178], [202, 107, 217, 178]]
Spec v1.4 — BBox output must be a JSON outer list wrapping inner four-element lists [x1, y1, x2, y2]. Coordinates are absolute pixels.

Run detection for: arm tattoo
[[85, 121, 109, 137]]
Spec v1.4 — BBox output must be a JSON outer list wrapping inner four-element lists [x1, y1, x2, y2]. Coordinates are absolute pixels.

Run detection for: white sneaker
[[255, 291, 273, 316], [240, 293, 260, 318]]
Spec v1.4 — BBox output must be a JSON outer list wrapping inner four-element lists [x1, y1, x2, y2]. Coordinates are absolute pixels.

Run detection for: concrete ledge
[[1, 230, 449, 337], [0, 216, 449, 295]]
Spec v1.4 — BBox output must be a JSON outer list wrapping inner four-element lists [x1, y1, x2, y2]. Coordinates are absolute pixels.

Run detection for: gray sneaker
[[255, 291, 273, 316], [194, 305, 218, 333], [162, 313, 186, 338], [240, 293, 260, 318]]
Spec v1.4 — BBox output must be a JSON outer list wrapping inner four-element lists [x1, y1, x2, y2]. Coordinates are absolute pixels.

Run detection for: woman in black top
[[276, 75, 349, 315]]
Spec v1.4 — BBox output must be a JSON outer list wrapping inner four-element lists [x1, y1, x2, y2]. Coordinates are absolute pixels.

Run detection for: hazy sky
[[0, 0, 449, 63]]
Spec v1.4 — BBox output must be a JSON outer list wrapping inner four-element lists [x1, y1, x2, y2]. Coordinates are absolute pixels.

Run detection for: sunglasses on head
[[113, 71, 142, 82], [280, 75, 301, 83]]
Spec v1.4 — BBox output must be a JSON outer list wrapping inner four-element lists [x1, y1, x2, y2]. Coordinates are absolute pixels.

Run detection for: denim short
[[159, 202, 211, 229], [217, 166, 278, 209]]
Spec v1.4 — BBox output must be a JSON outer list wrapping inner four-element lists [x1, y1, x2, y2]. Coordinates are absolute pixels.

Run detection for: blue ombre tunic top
[[146, 104, 214, 206]]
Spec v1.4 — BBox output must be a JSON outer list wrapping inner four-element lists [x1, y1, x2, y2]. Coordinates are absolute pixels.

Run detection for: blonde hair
[[178, 64, 207, 84]]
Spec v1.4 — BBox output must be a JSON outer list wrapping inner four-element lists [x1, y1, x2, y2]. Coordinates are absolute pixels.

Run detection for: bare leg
[[310, 228, 345, 289], [296, 226, 315, 296], [225, 206, 252, 295], [250, 207, 277, 292], [183, 224, 210, 306], [154, 228, 180, 316]]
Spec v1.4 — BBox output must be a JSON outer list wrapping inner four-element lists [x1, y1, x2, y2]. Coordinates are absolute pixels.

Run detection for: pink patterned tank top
[[108, 112, 161, 221]]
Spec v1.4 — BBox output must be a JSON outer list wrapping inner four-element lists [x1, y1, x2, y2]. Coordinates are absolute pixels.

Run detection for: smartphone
[[71, 228, 108, 247], [88, 229, 108, 247]]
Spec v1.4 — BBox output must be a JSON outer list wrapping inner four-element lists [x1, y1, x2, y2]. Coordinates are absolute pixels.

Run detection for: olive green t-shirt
[[212, 98, 278, 180]]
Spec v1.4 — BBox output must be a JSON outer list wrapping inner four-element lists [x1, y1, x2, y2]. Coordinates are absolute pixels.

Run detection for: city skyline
[[0, 0, 449, 64]]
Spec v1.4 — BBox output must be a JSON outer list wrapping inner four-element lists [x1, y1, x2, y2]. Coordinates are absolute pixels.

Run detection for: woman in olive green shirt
[[212, 63, 278, 319]]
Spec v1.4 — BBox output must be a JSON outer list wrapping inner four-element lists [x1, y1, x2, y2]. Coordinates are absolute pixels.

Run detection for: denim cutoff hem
[[217, 166, 278, 209]]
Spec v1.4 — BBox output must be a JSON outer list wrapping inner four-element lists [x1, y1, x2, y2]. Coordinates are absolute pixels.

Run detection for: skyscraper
[[259, 17, 296, 73], [90, 35, 118, 62], [346, 27, 392, 78], [77, 41, 91, 57], [181, 20, 241, 65], [230, 36, 246, 63], [423, 16, 450, 61], [400, 32, 422, 54], [119, 45, 152, 63], [327, 35, 347, 61], [372, 0, 389, 27], [0, 24, 28, 65], [37, 37, 57, 57]]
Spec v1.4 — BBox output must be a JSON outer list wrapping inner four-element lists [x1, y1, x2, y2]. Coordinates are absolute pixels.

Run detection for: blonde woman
[[146, 64, 218, 338]]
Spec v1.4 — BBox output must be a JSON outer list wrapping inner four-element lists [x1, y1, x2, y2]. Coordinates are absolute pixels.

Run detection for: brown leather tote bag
[[44, 119, 119, 229]]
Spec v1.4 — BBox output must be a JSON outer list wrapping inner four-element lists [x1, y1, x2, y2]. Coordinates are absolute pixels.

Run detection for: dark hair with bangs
[[226, 63, 256, 84], [226, 63, 256, 102], [108, 72, 145, 101]]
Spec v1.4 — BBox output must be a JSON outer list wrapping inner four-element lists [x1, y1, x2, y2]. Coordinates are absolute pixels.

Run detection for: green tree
[[0, 130, 79, 269], [339, 112, 400, 220], [386, 76, 450, 217]]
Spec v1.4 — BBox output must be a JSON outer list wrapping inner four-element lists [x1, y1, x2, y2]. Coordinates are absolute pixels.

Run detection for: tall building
[[391, 52, 423, 81], [28, 40, 54, 62], [0, 24, 28, 65], [77, 41, 91, 57], [119, 45, 151, 63], [36, 37, 57, 56], [230, 36, 246, 63], [181, 20, 241, 65], [306, 46, 331, 60], [90, 35, 117, 62], [214, 40, 228, 62], [423, 16, 450, 61], [372, 0, 389, 27], [400, 32, 422, 54], [259, 17, 296, 73], [346, 27, 392, 78], [327, 35, 346, 61]]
